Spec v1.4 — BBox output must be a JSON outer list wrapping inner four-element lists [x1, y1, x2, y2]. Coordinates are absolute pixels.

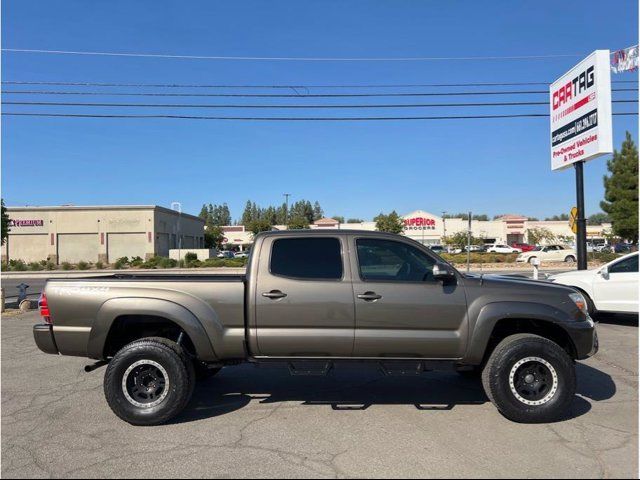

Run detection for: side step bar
[[288, 361, 334, 376], [283, 360, 443, 377]]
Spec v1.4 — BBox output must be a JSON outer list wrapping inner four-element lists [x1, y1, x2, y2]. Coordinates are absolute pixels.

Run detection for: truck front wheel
[[104, 338, 195, 426], [481, 334, 576, 423]]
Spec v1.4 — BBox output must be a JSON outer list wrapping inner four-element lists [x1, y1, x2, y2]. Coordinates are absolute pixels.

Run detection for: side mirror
[[599, 266, 610, 280], [433, 263, 456, 283]]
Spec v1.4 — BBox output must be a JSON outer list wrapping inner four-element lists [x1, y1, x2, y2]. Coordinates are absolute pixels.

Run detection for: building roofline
[[6, 204, 203, 223]]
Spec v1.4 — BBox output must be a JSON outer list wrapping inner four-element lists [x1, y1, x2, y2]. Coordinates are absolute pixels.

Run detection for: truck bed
[[44, 273, 247, 361]]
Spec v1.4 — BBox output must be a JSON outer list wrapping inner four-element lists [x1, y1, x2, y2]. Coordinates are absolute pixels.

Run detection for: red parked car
[[511, 242, 536, 252]]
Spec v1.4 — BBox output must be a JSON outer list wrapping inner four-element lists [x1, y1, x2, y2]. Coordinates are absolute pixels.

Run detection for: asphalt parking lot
[[2, 311, 638, 478]]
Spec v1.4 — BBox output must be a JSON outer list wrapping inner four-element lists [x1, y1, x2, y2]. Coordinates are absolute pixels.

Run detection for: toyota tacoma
[[34, 230, 598, 425]]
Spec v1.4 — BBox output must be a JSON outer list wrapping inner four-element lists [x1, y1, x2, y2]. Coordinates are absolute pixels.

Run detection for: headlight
[[569, 292, 588, 315]]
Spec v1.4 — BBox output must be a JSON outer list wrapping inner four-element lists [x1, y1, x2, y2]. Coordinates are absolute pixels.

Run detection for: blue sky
[[1, 0, 638, 222]]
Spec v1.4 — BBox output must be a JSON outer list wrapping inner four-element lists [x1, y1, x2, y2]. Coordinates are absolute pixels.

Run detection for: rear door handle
[[262, 290, 287, 299], [357, 291, 382, 301]]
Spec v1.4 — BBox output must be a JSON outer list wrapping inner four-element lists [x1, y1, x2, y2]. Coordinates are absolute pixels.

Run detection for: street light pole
[[442, 211, 447, 247], [283, 193, 291, 226]]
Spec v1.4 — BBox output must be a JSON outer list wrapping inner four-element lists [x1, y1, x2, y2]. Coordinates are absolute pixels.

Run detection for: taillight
[[39, 293, 52, 324]]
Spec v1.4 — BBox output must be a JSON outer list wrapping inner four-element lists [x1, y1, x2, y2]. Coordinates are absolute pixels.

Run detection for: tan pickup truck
[[34, 230, 598, 425]]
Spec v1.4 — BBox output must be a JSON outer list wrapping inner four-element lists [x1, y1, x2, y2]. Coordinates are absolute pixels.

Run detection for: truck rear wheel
[[104, 338, 195, 426], [481, 334, 576, 423]]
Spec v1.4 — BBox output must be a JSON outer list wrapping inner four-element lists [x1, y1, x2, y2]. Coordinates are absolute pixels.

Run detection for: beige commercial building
[[219, 210, 612, 250], [2, 205, 205, 264]]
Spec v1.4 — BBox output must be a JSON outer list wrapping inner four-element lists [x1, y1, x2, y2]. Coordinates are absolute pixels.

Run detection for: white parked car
[[486, 244, 522, 254], [516, 245, 576, 263], [548, 252, 639, 314], [234, 251, 249, 258]]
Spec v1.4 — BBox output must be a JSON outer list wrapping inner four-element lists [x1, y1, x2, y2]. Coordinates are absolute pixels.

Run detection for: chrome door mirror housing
[[433, 263, 456, 283]]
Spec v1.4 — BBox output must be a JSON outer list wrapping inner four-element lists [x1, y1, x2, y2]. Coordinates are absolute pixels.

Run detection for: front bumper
[[33, 324, 59, 355], [565, 317, 599, 360]]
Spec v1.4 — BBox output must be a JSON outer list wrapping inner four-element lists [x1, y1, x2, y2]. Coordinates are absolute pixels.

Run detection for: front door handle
[[262, 290, 287, 299], [357, 291, 382, 302]]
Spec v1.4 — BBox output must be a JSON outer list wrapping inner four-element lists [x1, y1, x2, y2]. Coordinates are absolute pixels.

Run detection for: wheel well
[[483, 318, 577, 363], [103, 315, 196, 358]]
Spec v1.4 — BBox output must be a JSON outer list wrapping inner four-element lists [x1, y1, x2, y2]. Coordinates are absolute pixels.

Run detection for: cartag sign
[[550, 50, 613, 171]]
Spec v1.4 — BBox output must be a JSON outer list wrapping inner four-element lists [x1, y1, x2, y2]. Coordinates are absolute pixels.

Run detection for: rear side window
[[270, 237, 343, 280]]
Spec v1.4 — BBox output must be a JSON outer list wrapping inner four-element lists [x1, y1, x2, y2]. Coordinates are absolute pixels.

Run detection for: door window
[[609, 255, 639, 274], [270, 237, 343, 280], [356, 238, 436, 282]]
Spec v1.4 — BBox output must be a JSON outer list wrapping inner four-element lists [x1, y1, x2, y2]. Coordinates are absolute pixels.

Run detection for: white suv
[[516, 245, 576, 263]]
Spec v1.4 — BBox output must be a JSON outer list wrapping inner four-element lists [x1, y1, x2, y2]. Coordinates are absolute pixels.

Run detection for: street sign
[[569, 206, 578, 234], [550, 50, 613, 171]]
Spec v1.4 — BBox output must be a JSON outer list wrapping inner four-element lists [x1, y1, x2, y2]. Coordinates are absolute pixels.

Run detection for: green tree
[[1, 199, 9, 246], [347, 218, 364, 223], [211, 203, 232, 226], [198, 204, 209, 221], [204, 225, 225, 249], [544, 213, 570, 221], [247, 219, 272, 236], [527, 227, 556, 245], [374, 211, 404, 234], [241, 200, 255, 226], [287, 216, 310, 230], [313, 201, 324, 221], [443, 231, 484, 249], [601, 131, 639, 242], [587, 212, 611, 225], [332, 216, 345, 223]]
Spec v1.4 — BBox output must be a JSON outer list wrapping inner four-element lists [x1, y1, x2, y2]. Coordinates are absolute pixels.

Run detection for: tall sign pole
[[574, 162, 588, 269], [550, 50, 613, 270]]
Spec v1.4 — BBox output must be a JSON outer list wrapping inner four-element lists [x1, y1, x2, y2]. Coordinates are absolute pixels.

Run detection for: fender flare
[[464, 301, 574, 364], [87, 297, 218, 361]]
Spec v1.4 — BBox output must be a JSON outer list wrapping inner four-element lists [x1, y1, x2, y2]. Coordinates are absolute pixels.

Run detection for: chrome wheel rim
[[122, 360, 170, 408], [509, 357, 558, 406]]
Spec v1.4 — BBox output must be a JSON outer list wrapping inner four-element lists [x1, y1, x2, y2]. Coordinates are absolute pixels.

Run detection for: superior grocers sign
[[550, 50, 612, 171]]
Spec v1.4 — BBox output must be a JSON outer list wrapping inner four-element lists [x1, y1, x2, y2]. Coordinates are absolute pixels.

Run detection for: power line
[[1, 48, 586, 62], [3, 80, 637, 88], [4, 100, 637, 109], [2, 112, 637, 121], [3, 88, 636, 98]]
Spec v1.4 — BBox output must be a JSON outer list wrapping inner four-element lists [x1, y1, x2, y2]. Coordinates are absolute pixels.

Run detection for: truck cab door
[[252, 235, 355, 357], [349, 236, 468, 358]]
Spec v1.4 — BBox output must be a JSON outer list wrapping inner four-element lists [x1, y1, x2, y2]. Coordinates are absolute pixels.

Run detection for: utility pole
[[171, 202, 182, 263], [283, 193, 291, 226], [466, 212, 472, 273]]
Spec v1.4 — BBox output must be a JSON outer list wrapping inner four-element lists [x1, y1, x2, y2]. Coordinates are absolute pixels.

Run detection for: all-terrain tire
[[104, 337, 195, 426], [481, 334, 576, 423]]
